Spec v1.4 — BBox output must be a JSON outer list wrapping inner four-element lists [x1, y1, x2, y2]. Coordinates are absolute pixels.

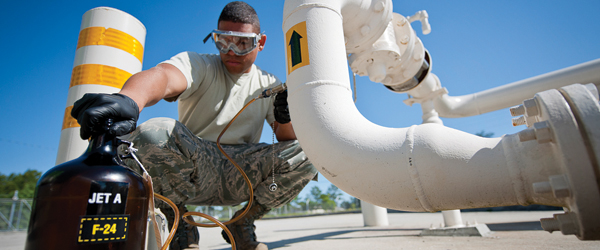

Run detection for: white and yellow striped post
[[56, 7, 146, 165]]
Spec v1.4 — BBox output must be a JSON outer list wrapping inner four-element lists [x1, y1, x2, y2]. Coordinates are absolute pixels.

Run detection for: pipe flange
[[343, 0, 394, 54], [535, 84, 600, 240]]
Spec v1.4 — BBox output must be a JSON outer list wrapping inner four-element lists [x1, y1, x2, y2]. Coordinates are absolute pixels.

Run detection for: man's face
[[217, 20, 266, 74]]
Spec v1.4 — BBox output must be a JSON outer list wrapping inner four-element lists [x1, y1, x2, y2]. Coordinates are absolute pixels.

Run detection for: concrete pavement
[[199, 210, 600, 249], [3, 211, 600, 249]]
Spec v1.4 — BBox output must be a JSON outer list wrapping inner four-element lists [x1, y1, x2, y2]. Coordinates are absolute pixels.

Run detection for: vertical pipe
[[8, 191, 18, 231], [16, 201, 23, 230], [442, 210, 464, 227], [283, 0, 393, 225], [56, 7, 146, 164], [361, 201, 389, 226]]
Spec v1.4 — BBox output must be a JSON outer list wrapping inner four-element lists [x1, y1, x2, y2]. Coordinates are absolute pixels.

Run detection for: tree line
[[0, 170, 41, 199], [292, 185, 360, 211]]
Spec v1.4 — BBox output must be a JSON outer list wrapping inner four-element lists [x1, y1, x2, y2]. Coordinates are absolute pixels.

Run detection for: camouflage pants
[[124, 117, 317, 209]]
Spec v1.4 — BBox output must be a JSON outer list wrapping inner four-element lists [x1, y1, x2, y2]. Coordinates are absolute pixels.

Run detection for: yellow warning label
[[70, 64, 132, 89], [78, 215, 129, 243], [62, 106, 79, 130], [77, 27, 144, 63], [286, 21, 310, 74]]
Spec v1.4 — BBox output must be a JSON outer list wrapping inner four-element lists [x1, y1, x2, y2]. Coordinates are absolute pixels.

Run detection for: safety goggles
[[203, 30, 262, 56]]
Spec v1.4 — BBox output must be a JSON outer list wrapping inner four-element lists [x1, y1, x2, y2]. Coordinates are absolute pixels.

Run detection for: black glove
[[274, 90, 290, 124], [71, 93, 139, 140]]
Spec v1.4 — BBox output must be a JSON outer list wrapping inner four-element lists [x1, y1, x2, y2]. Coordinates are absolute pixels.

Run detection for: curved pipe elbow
[[282, 0, 564, 212], [290, 82, 541, 211], [433, 94, 479, 118], [283, 0, 393, 55]]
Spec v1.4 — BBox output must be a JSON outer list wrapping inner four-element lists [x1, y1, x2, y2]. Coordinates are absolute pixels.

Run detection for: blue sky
[[1, 0, 599, 202]]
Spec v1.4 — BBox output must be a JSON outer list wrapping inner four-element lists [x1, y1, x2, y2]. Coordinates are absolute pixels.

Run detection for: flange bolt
[[541, 212, 579, 235]]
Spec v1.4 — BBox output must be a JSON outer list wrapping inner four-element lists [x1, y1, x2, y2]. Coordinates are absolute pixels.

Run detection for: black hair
[[218, 1, 260, 33]]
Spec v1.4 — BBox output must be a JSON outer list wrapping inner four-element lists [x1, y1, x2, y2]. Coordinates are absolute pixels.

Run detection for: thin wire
[[182, 211, 235, 250], [123, 142, 181, 250], [183, 97, 258, 228], [348, 54, 357, 104], [129, 98, 260, 250], [353, 72, 357, 103], [153, 194, 180, 250], [271, 122, 276, 187], [156, 193, 237, 249]]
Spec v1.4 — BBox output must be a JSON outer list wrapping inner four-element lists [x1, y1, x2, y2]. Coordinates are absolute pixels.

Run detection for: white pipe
[[56, 7, 146, 164], [442, 210, 464, 228], [419, 96, 464, 228], [433, 58, 600, 118], [407, 10, 431, 35], [284, 0, 393, 224], [361, 201, 389, 226], [283, 0, 564, 212], [283, 0, 394, 56]]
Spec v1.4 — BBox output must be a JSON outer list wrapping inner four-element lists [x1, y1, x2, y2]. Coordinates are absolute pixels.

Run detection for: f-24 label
[[86, 181, 129, 215], [78, 215, 129, 243]]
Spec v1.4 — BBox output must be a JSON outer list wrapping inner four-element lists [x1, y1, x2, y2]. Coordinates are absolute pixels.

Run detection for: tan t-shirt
[[161, 52, 281, 144]]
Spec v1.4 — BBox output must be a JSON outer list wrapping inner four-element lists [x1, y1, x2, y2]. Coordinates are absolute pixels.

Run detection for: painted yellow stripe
[[62, 106, 80, 130], [77, 26, 144, 63], [70, 64, 132, 89]]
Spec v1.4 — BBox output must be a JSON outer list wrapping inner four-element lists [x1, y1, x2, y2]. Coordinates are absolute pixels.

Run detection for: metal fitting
[[557, 213, 579, 235], [361, 25, 371, 36], [524, 98, 540, 117], [549, 175, 570, 198], [534, 175, 571, 199], [512, 116, 526, 126], [510, 104, 525, 117], [518, 128, 536, 142], [540, 217, 561, 233], [397, 16, 407, 26], [511, 98, 542, 127], [400, 35, 409, 45], [541, 212, 579, 235], [259, 83, 287, 98], [374, 0, 385, 12], [533, 181, 552, 194], [533, 121, 553, 144], [543, 212, 580, 235]]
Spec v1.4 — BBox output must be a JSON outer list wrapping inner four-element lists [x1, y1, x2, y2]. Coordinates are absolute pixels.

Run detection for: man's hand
[[274, 90, 290, 124], [71, 93, 139, 140]]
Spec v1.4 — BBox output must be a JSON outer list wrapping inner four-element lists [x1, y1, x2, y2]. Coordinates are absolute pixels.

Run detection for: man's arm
[[70, 63, 188, 139], [119, 63, 188, 111], [274, 122, 296, 141]]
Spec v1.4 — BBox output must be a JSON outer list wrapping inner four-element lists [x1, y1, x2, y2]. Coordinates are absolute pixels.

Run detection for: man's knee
[[129, 117, 178, 146]]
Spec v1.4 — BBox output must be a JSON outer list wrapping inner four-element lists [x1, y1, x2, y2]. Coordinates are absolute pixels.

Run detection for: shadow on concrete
[[275, 226, 423, 233], [487, 221, 543, 231], [269, 228, 419, 249], [213, 228, 418, 250], [211, 221, 547, 249]]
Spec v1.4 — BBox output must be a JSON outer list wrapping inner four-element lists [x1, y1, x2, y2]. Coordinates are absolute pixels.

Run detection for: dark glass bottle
[[25, 134, 151, 250]]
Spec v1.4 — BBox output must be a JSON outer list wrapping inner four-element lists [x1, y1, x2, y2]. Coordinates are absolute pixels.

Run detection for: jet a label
[[86, 181, 129, 215]]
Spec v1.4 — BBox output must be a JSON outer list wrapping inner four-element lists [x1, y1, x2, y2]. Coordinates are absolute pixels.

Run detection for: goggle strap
[[203, 32, 212, 44]]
